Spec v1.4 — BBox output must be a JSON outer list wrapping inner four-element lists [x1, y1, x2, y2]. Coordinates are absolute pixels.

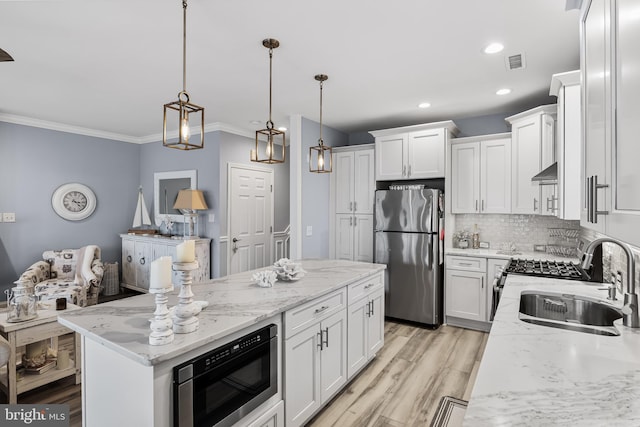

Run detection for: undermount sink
[[519, 291, 623, 336]]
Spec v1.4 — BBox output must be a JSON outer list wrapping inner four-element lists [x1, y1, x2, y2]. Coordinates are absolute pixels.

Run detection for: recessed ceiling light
[[418, 102, 431, 109], [496, 88, 512, 96], [250, 120, 261, 125], [484, 43, 504, 54], [278, 126, 287, 132]]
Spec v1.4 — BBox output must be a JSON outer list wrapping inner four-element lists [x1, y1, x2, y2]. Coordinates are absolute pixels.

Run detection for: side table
[[0, 303, 81, 404]]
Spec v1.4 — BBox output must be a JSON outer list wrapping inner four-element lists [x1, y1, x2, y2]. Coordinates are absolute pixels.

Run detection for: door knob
[[232, 237, 241, 253]]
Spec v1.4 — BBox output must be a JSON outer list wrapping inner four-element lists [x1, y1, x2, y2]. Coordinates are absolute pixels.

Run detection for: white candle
[[176, 240, 195, 263], [150, 256, 173, 290]]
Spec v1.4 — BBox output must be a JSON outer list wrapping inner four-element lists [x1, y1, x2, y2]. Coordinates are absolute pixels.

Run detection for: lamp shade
[[173, 189, 208, 211]]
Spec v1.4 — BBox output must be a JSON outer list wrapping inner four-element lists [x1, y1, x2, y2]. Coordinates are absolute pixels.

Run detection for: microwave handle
[[177, 380, 194, 427]]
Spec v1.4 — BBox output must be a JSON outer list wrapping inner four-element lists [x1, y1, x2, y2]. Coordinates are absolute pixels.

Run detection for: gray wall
[[0, 122, 140, 295], [301, 117, 348, 258]]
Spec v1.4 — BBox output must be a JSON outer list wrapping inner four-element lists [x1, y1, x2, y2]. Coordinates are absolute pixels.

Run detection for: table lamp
[[173, 189, 208, 238]]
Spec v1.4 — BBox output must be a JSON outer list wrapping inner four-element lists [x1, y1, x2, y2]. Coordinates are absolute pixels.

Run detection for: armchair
[[18, 245, 104, 307]]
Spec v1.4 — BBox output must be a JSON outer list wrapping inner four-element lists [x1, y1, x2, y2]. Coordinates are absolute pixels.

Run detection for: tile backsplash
[[453, 214, 580, 253]]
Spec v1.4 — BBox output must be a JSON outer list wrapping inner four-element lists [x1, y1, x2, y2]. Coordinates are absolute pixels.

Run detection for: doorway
[[228, 164, 274, 274]]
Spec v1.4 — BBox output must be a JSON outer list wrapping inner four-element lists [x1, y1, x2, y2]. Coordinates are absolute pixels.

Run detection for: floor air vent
[[506, 53, 525, 70]]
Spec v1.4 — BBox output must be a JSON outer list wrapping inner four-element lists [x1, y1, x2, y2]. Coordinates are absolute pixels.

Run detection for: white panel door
[[353, 214, 373, 263], [353, 149, 375, 215], [581, 0, 609, 233], [445, 269, 486, 322], [407, 128, 445, 178], [285, 325, 321, 427], [229, 166, 273, 274], [451, 142, 480, 213], [481, 138, 511, 213], [334, 152, 354, 214], [376, 134, 406, 180], [540, 114, 557, 216], [511, 117, 542, 214], [334, 214, 354, 261], [346, 297, 367, 379], [319, 310, 347, 403]]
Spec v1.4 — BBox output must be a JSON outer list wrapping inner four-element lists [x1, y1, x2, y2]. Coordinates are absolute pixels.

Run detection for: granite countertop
[[58, 259, 385, 367], [464, 274, 640, 426], [445, 247, 580, 263]]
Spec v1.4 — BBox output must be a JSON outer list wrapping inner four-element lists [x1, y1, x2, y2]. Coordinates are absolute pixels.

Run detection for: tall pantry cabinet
[[330, 145, 375, 262], [581, 0, 640, 247]]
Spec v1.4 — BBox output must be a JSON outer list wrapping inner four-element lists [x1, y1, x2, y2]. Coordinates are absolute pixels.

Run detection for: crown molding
[[0, 113, 255, 144], [0, 113, 141, 143]]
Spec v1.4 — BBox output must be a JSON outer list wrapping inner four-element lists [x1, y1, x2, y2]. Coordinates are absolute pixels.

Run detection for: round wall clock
[[51, 183, 97, 221]]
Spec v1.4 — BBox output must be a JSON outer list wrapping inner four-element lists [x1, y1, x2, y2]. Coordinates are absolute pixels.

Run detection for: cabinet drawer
[[347, 273, 383, 305], [284, 288, 346, 338], [445, 255, 486, 272]]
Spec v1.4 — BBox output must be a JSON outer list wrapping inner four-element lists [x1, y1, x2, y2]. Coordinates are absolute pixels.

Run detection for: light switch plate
[[208, 214, 215, 223], [306, 226, 313, 236], [479, 242, 490, 249], [2, 212, 15, 222]]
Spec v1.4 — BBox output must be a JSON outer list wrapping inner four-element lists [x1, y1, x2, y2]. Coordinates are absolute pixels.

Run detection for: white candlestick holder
[[149, 287, 174, 346], [172, 261, 201, 334]]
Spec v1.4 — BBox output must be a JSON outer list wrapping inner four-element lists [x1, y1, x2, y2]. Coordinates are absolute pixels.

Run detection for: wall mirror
[[154, 170, 197, 226]]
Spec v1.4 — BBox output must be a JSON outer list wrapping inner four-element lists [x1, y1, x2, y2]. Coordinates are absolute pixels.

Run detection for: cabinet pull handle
[[364, 283, 374, 289], [587, 176, 593, 222], [350, 217, 353, 226], [403, 165, 407, 177], [317, 331, 324, 350], [481, 200, 484, 212], [366, 301, 371, 316], [593, 175, 609, 222], [408, 165, 412, 177], [370, 300, 374, 316], [349, 201, 353, 211], [323, 327, 329, 348], [481, 276, 484, 289], [459, 262, 472, 266], [354, 201, 357, 211], [354, 217, 357, 226], [547, 197, 553, 212], [126, 255, 132, 263], [139, 257, 146, 265], [314, 305, 329, 314], [533, 198, 538, 212]]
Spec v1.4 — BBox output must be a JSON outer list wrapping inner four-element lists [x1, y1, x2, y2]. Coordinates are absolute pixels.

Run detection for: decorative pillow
[[43, 249, 77, 280]]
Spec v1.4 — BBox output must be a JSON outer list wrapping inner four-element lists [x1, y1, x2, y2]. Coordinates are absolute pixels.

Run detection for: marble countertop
[[445, 247, 580, 263], [464, 274, 640, 426], [58, 259, 385, 367]]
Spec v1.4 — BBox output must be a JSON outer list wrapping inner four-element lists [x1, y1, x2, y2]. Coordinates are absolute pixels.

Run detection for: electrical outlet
[[208, 214, 215, 223], [2, 212, 15, 223], [306, 226, 313, 236]]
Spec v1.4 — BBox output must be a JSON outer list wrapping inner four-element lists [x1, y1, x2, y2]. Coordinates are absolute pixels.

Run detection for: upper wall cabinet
[[450, 133, 512, 214], [550, 70, 582, 221], [506, 105, 557, 215], [370, 121, 459, 181], [581, 0, 640, 246]]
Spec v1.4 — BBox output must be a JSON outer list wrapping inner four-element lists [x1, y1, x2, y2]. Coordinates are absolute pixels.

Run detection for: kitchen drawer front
[[445, 255, 486, 272], [347, 273, 383, 305], [284, 288, 346, 338]]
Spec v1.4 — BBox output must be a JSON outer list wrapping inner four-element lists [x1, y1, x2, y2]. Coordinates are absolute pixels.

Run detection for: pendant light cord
[[182, 0, 187, 94], [267, 47, 274, 129], [319, 80, 324, 146]]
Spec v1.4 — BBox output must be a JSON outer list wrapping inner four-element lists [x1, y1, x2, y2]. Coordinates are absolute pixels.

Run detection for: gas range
[[503, 258, 590, 281]]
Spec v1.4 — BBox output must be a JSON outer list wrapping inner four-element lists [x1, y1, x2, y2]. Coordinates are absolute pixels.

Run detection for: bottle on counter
[[472, 224, 480, 249]]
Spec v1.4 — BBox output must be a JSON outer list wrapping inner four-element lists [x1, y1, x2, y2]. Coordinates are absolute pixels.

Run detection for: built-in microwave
[[173, 324, 278, 427]]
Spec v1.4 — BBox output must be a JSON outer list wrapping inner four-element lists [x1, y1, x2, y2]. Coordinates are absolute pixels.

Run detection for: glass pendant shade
[[163, 0, 205, 151], [309, 74, 332, 173], [252, 39, 286, 164]]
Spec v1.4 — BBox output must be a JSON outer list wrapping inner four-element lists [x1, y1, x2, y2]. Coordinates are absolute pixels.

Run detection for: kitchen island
[[58, 259, 386, 427], [464, 274, 640, 426]]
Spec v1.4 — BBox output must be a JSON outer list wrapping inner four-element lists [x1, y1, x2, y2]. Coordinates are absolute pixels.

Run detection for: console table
[[120, 234, 211, 293], [0, 303, 81, 403]]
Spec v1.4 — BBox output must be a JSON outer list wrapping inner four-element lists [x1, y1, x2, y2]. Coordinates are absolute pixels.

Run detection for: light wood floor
[[1, 320, 488, 427]]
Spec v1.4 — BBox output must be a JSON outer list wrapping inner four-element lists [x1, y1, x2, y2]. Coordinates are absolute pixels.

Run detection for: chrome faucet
[[581, 237, 639, 328]]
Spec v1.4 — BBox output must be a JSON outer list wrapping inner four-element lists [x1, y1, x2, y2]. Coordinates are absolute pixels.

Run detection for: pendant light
[[309, 74, 332, 173], [163, 0, 204, 150], [251, 38, 286, 164]]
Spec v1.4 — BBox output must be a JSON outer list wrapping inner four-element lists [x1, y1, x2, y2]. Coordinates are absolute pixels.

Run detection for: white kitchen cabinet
[[445, 269, 486, 322], [284, 291, 348, 427], [506, 105, 557, 215], [330, 145, 375, 262], [347, 276, 384, 379], [245, 400, 284, 427], [120, 234, 211, 293], [550, 71, 582, 220], [451, 134, 511, 214], [370, 121, 459, 181]]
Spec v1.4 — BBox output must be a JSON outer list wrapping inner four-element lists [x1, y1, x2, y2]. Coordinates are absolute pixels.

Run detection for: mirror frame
[[154, 169, 197, 226]]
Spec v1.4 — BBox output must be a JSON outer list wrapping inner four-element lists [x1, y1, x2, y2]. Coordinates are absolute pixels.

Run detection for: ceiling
[[0, 0, 581, 143]]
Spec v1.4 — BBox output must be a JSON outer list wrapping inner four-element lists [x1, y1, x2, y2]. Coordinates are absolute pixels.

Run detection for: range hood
[[531, 162, 558, 184]]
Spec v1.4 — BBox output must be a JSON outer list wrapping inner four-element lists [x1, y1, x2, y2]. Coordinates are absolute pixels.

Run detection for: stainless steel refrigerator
[[374, 188, 444, 326]]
